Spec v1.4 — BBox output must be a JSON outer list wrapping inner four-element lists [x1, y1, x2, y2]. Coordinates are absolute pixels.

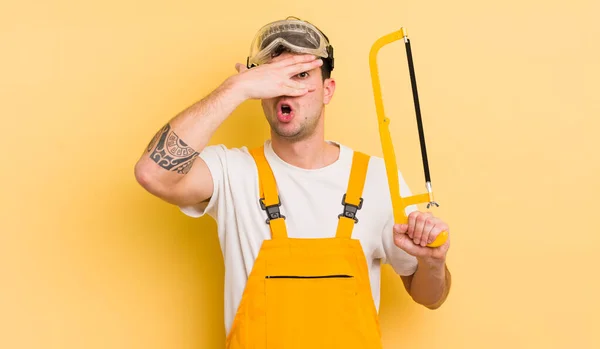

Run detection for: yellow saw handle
[[369, 28, 448, 248]]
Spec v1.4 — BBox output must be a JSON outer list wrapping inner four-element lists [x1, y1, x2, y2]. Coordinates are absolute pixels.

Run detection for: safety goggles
[[246, 17, 334, 70]]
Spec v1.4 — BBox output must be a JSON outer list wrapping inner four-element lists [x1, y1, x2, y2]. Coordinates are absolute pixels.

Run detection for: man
[[134, 16, 451, 348]]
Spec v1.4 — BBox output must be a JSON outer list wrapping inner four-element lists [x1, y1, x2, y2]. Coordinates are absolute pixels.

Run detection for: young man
[[134, 17, 451, 348]]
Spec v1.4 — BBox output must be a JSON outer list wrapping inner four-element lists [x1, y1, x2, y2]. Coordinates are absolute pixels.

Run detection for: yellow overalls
[[225, 145, 383, 349]]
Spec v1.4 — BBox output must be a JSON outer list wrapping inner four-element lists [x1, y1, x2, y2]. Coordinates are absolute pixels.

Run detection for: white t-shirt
[[179, 140, 419, 334]]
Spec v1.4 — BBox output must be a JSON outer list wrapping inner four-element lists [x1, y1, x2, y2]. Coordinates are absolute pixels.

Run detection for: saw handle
[[393, 192, 449, 248], [428, 231, 448, 248]]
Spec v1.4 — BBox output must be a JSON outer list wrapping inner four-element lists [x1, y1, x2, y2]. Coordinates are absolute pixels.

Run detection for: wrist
[[223, 75, 250, 104], [417, 256, 446, 271]]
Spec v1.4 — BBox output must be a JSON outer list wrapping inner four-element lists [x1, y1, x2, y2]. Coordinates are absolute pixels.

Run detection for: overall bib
[[225, 146, 383, 349]]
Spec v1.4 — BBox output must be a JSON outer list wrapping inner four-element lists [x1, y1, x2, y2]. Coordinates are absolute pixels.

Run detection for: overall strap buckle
[[260, 197, 285, 224], [338, 194, 363, 223]]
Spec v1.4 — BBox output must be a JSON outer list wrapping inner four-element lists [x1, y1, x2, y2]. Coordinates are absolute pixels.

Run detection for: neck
[[270, 127, 339, 170]]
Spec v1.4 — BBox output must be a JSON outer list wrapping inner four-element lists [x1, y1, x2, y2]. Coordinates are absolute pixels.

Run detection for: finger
[[285, 58, 323, 76], [427, 226, 441, 246], [394, 233, 428, 258], [273, 54, 318, 67], [283, 86, 310, 97], [284, 80, 317, 93], [283, 79, 318, 95], [235, 63, 248, 73], [407, 211, 418, 239], [420, 218, 436, 246], [428, 222, 449, 245], [393, 223, 408, 234], [413, 213, 427, 245], [283, 79, 308, 90]]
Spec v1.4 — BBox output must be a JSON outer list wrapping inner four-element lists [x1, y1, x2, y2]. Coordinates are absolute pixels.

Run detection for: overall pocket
[[264, 273, 364, 349], [266, 274, 353, 279]]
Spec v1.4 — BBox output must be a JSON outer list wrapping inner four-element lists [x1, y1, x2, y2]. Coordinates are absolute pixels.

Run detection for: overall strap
[[336, 151, 370, 239], [249, 146, 288, 239]]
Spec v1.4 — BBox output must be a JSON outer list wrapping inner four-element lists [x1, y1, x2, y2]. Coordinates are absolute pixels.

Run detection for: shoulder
[[200, 143, 253, 159], [334, 142, 388, 177], [336, 142, 413, 198], [332, 142, 392, 196], [337, 143, 406, 180], [199, 143, 259, 170]]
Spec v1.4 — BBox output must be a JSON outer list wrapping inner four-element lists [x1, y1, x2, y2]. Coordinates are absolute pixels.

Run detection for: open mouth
[[277, 101, 294, 122]]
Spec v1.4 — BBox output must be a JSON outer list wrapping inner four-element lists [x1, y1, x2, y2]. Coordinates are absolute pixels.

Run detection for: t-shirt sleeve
[[178, 144, 229, 219], [380, 169, 419, 276]]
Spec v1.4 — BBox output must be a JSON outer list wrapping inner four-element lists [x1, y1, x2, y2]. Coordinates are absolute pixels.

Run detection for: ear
[[323, 78, 336, 105]]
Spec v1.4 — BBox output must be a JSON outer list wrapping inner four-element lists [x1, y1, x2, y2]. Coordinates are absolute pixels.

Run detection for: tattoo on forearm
[[146, 123, 199, 174]]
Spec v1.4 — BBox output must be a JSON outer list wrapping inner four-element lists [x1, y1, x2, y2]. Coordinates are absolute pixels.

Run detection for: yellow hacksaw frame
[[369, 28, 448, 248]]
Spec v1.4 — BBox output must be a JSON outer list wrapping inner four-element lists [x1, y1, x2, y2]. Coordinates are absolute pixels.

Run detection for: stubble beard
[[269, 107, 322, 142]]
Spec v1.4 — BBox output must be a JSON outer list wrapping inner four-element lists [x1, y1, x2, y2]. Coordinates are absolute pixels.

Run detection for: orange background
[[1, 0, 599, 348]]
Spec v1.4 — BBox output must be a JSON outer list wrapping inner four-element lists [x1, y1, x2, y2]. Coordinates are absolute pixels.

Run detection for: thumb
[[393, 223, 409, 234], [235, 63, 248, 73], [394, 231, 417, 254]]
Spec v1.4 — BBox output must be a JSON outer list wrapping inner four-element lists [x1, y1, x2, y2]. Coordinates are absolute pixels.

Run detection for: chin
[[270, 122, 303, 140], [274, 127, 303, 140], [267, 112, 317, 141]]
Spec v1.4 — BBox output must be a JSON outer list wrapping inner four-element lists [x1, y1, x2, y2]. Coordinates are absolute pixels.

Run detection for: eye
[[297, 72, 309, 78]]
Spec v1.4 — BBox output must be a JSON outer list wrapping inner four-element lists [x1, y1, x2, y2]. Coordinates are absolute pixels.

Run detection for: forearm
[[165, 77, 247, 153], [409, 258, 451, 309], [135, 77, 246, 181]]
